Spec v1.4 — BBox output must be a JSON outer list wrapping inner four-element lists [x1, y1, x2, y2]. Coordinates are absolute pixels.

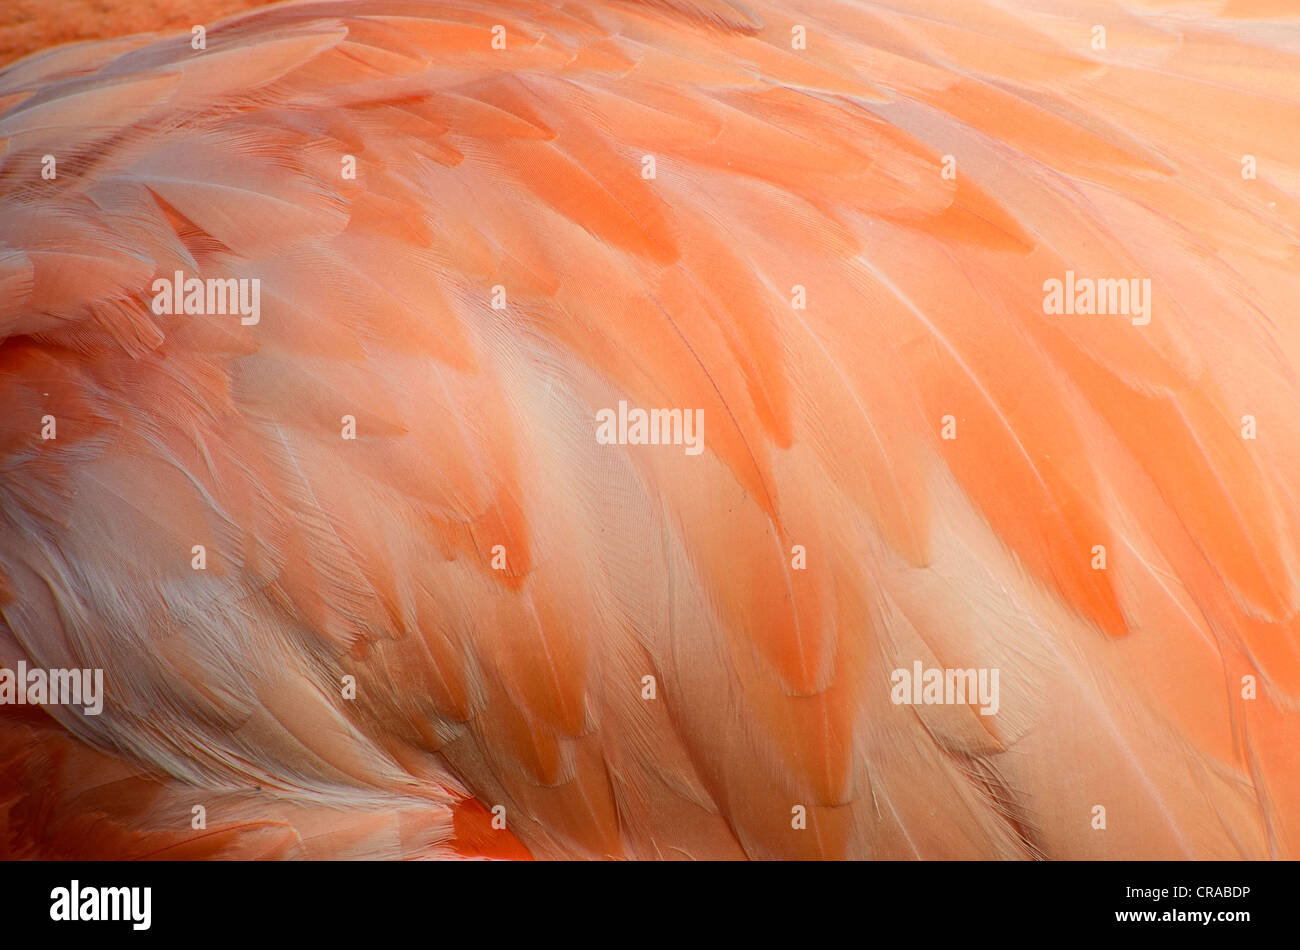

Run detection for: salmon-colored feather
[[1, 0, 1299, 860]]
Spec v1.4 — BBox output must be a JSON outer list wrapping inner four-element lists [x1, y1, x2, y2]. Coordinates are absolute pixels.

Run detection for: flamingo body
[[1, 0, 1299, 859]]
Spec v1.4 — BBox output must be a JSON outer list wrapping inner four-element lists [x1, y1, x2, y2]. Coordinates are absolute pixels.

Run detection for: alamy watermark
[[50, 881, 150, 930], [595, 400, 703, 456], [890, 661, 1000, 716], [151, 270, 260, 325], [1043, 270, 1151, 326], [0, 662, 103, 715]]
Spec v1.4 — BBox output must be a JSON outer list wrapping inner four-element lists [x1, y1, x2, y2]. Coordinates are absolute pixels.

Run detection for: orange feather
[[0, 0, 1299, 860]]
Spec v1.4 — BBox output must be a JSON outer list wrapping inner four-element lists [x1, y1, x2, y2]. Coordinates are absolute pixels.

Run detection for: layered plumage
[[1, 0, 1299, 858]]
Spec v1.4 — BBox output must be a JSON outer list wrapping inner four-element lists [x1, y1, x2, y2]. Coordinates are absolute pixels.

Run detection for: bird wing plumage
[[1, 0, 1299, 858]]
